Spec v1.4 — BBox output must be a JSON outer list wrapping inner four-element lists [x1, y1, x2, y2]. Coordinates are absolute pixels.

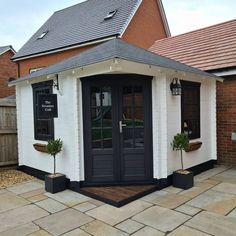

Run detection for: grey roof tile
[[0, 46, 14, 55], [11, 39, 218, 85], [12, 0, 141, 60]]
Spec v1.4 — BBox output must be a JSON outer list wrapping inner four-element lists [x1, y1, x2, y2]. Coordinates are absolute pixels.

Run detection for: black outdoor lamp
[[170, 78, 182, 96]]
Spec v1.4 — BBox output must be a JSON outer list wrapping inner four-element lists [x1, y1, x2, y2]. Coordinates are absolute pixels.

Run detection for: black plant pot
[[45, 173, 66, 194], [173, 170, 194, 190]]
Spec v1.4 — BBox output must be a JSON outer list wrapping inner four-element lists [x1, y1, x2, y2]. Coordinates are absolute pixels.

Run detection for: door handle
[[119, 121, 127, 133]]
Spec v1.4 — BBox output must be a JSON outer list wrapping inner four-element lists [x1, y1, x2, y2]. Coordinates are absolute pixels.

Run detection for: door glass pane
[[123, 128, 133, 148], [92, 129, 102, 149], [123, 107, 133, 127], [91, 108, 102, 128], [90, 86, 112, 149], [102, 107, 112, 128], [134, 86, 143, 106], [122, 85, 144, 149], [91, 87, 101, 107], [101, 87, 112, 106], [123, 87, 133, 106], [103, 129, 112, 148], [134, 107, 144, 127], [134, 128, 144, 148]]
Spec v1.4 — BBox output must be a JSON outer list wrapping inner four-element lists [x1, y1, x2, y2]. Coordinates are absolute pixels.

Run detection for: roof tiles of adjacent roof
[[12, 0, 143, 60], [150, 19, 236, 71], [0, 45, 15, 56]]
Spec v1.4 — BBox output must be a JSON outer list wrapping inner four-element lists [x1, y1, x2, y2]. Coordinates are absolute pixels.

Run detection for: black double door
[[82, 75, 153, 184]]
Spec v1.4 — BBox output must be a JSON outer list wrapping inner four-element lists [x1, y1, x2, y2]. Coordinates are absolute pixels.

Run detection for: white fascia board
[[214, 69, 236, 77], [156, 0, 171, 37], [0, 48, 15, 56], [11, 58, 220, 87], [12, 36, 116, 62], [119, 0, 142, 37]]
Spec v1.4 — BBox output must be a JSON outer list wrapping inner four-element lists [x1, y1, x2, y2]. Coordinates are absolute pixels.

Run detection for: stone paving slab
[[45, 190, 91, 207], [28, 230, 52, 236], [132, 205, 191, 233], [81, 220, 128, 236], [86, 200, 152, 226], [0, 189, 8, 195], [194, 166, 230, 182], [35, 198, 68, 213], [20, 188, 46, 199], [131, 226, 165, 236], [185, 211, 236, 236], [115, 219, 144, 234], [140, 191, 167, 203], [148, 193, 191, 209], [179, 182, 213, 199], [28, 194, 48, 203], [73, 202, 97, 212], [187, 189, 236, 215], [175, 204, 202, 216], [35, 208, 93, 235], [0, 222, 40, 236], [62, 228, 90, 236], [212, 182, 236, 195], [227, 208, 236, 217], [7, 181, 44, 195], [0, 191, 29, 213], [211, 168, 236, 184], [0, 205, 49, 233], [168, 225, 211, 236]]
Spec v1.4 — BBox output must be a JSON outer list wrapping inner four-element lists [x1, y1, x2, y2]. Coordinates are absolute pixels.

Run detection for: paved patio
[[1, 166, 236, 235]]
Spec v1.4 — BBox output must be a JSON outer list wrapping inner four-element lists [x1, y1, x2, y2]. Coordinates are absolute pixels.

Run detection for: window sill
[[33, 143, 48, 153], [185, 141, 202, 152]]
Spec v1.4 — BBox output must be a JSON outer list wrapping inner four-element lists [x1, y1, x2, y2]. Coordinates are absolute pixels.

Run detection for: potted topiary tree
[[171, 133, 193, 189], [45, 139, 66, 193]]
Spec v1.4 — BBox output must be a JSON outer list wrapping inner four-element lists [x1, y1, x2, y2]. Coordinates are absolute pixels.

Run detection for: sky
[[0, 0, 235, 51]]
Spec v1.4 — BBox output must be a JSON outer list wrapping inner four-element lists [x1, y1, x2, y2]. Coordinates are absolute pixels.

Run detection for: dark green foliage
[[171, 133, 189, 170], [171, 133, 189, 151], [46, 139, 63, 175], [46, 139, 63, 156]]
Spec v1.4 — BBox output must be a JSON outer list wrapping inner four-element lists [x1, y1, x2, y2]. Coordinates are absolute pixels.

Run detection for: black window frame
[[32, 81, 54, 141], [181, 80, 201, 140]]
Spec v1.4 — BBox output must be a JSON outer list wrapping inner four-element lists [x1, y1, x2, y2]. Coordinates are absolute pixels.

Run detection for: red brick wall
[[0, 50, 17, 98], [123, 0, 167, 49], [18, 45, 94, 77], [17, 0, 168, 77], [217, 75, 236, 165]]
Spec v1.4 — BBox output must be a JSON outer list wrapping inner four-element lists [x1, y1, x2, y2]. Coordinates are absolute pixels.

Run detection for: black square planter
[[173, 170, 194, 190], [45, 174, 66, 194]]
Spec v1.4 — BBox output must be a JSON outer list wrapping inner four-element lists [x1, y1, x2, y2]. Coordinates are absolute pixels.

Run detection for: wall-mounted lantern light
[[170, 78, 182, 96], [53, 74, 59, 90]]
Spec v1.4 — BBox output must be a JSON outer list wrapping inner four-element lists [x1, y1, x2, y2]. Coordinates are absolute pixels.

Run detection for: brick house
[[0, 46, 17, 98], [150, 19, 236, 166], [12, 0, 170, 77]]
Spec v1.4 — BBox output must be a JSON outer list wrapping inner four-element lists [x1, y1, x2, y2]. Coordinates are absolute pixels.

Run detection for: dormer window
[[38, 31, 48, 39], [104, 10, 118, 20]]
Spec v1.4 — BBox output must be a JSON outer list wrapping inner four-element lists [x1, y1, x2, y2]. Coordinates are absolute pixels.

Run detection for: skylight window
[[38, 31, 48, 39], [104, 10, 118, 20]]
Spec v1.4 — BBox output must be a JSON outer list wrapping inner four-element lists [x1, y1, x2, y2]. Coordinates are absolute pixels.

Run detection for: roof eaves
[[12, 35, 118, 62], [0, 46, 15, 56]]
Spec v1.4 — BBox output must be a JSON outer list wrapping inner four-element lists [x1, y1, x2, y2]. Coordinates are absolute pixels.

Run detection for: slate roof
[[10, 39, 218, 85], [150, 19, 236, 71], [12, 0, 143, 60], [0, 45, 15, 56]]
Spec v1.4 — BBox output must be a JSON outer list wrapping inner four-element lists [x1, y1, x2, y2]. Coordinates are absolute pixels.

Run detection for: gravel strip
[[0, 170, 35, 188]]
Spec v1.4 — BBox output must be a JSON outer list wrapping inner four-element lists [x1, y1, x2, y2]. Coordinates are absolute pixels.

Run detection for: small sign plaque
[[38, 94, 58, 119]]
